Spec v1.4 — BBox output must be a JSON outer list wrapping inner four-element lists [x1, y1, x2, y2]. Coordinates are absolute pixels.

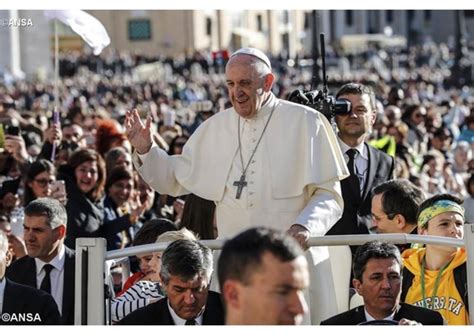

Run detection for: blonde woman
[[111, 228, 196, 323]]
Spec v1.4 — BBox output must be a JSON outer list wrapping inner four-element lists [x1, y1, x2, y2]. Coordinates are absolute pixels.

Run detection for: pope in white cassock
[[125, 48, 350, 324]]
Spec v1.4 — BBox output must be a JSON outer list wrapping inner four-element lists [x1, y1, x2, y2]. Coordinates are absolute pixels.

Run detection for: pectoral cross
[[233, 175, 248, 199]]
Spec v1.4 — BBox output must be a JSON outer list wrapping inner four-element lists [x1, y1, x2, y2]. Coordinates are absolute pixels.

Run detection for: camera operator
[[326, 83, 394, 238]]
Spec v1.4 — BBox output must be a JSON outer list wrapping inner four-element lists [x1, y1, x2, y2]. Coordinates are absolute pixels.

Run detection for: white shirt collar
[[34, 243, 65, 275], [248, 92, 277, 121], [338, 137, 368, 160], [364, 306, 397, 322], [167, 299, 204, 325]]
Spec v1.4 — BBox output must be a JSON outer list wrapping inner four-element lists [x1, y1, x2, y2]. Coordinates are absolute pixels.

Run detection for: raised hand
[[129, 192, 148, 224], [2, 193, 20, 211], [124, 109, 153, 155], [43, 123, 63, 145], [4, 134, 29, 163], [173, 198, 185, 221]]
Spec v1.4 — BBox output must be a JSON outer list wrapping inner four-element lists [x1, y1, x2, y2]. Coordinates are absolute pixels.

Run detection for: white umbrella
[[44, 10, 111, 160]]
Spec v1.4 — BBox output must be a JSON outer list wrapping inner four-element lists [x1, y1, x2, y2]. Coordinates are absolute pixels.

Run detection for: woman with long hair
[[103, 167, 147, 250], [59, 148, 108, 248], [24, 159, 66, 206]]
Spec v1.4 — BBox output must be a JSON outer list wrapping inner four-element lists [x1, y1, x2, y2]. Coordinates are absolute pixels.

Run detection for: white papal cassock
[[133, 93, 350, 324]]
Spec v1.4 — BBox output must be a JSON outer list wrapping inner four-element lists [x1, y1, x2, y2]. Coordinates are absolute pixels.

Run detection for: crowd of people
[[0, 39, 473, 326]]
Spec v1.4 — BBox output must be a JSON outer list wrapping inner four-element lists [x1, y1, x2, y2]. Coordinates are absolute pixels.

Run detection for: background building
[[0, 9, 472, 79]]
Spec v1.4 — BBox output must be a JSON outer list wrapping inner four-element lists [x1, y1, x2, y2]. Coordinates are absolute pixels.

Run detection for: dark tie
[[346, 149, 361, 199], [185, 319, 196, 325], [40, 264, 54, 295]]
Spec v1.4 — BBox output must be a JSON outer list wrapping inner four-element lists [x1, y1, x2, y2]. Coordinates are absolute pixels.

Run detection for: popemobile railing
[[74, 223, 474, 325]]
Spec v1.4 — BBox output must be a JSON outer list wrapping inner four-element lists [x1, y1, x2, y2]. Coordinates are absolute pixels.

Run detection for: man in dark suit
[[327, 83, 394, 237], [1, 230, 60, 325], [218, 227, 309, 325], [5, 198, 75, 325], [119, 239, 224, 325], [371, 179, 425, 252], [320, 241, 444, 325]]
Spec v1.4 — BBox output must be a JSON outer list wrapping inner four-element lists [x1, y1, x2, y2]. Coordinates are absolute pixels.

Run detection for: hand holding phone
[[6, 125, 21, 136], [0, 178, 21, 199]]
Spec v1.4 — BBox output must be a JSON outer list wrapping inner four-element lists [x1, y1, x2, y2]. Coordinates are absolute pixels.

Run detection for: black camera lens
[[334, 98, 352, 115]]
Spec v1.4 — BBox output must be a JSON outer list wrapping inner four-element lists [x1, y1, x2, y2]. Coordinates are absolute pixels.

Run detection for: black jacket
[[118, 291, 224, 325], [60, 164, 105, 249], [320, 303, 444, 325], [327, 143, 394, 236], [5, 246, 76, 325], [0, 278, 61, 325]]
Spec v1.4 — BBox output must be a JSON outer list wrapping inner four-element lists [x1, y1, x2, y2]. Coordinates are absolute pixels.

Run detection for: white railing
[[75, 225, 474, 325]]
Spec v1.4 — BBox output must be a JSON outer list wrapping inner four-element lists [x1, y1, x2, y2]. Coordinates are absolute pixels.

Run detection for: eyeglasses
[[413, 113, 424, 118], [371, 212, 396, 221], [33, 178, 55, 187]]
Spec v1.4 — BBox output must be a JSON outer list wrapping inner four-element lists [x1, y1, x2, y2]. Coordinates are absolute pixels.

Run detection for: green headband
[[417, 200, 465, 229]]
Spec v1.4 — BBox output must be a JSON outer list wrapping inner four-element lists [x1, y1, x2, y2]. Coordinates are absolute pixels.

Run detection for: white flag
[[44, 10, 111, 55]]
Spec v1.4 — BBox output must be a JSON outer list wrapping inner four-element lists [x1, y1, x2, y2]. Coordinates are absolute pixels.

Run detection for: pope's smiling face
[[225, 55, 274, 119]]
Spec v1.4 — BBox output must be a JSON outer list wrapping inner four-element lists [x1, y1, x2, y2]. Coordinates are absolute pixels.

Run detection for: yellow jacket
[[402, 248, 469, 325]]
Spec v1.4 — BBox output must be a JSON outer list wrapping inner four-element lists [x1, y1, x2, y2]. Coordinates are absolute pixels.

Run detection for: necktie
[[185, 319, 196, 325], [40, 264, 54, 295], [346, 149, 361, 198]]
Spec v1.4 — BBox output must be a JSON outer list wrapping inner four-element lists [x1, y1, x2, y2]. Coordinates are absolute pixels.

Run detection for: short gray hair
[[24, 197, 67, 229], [159, 239, 213, 285]]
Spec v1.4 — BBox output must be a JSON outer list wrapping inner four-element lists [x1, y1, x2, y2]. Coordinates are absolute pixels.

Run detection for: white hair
[[155, 227, 197, 244]]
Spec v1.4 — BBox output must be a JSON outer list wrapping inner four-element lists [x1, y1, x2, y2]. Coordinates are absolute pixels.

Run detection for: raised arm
[[124, 109, 153, 154]]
